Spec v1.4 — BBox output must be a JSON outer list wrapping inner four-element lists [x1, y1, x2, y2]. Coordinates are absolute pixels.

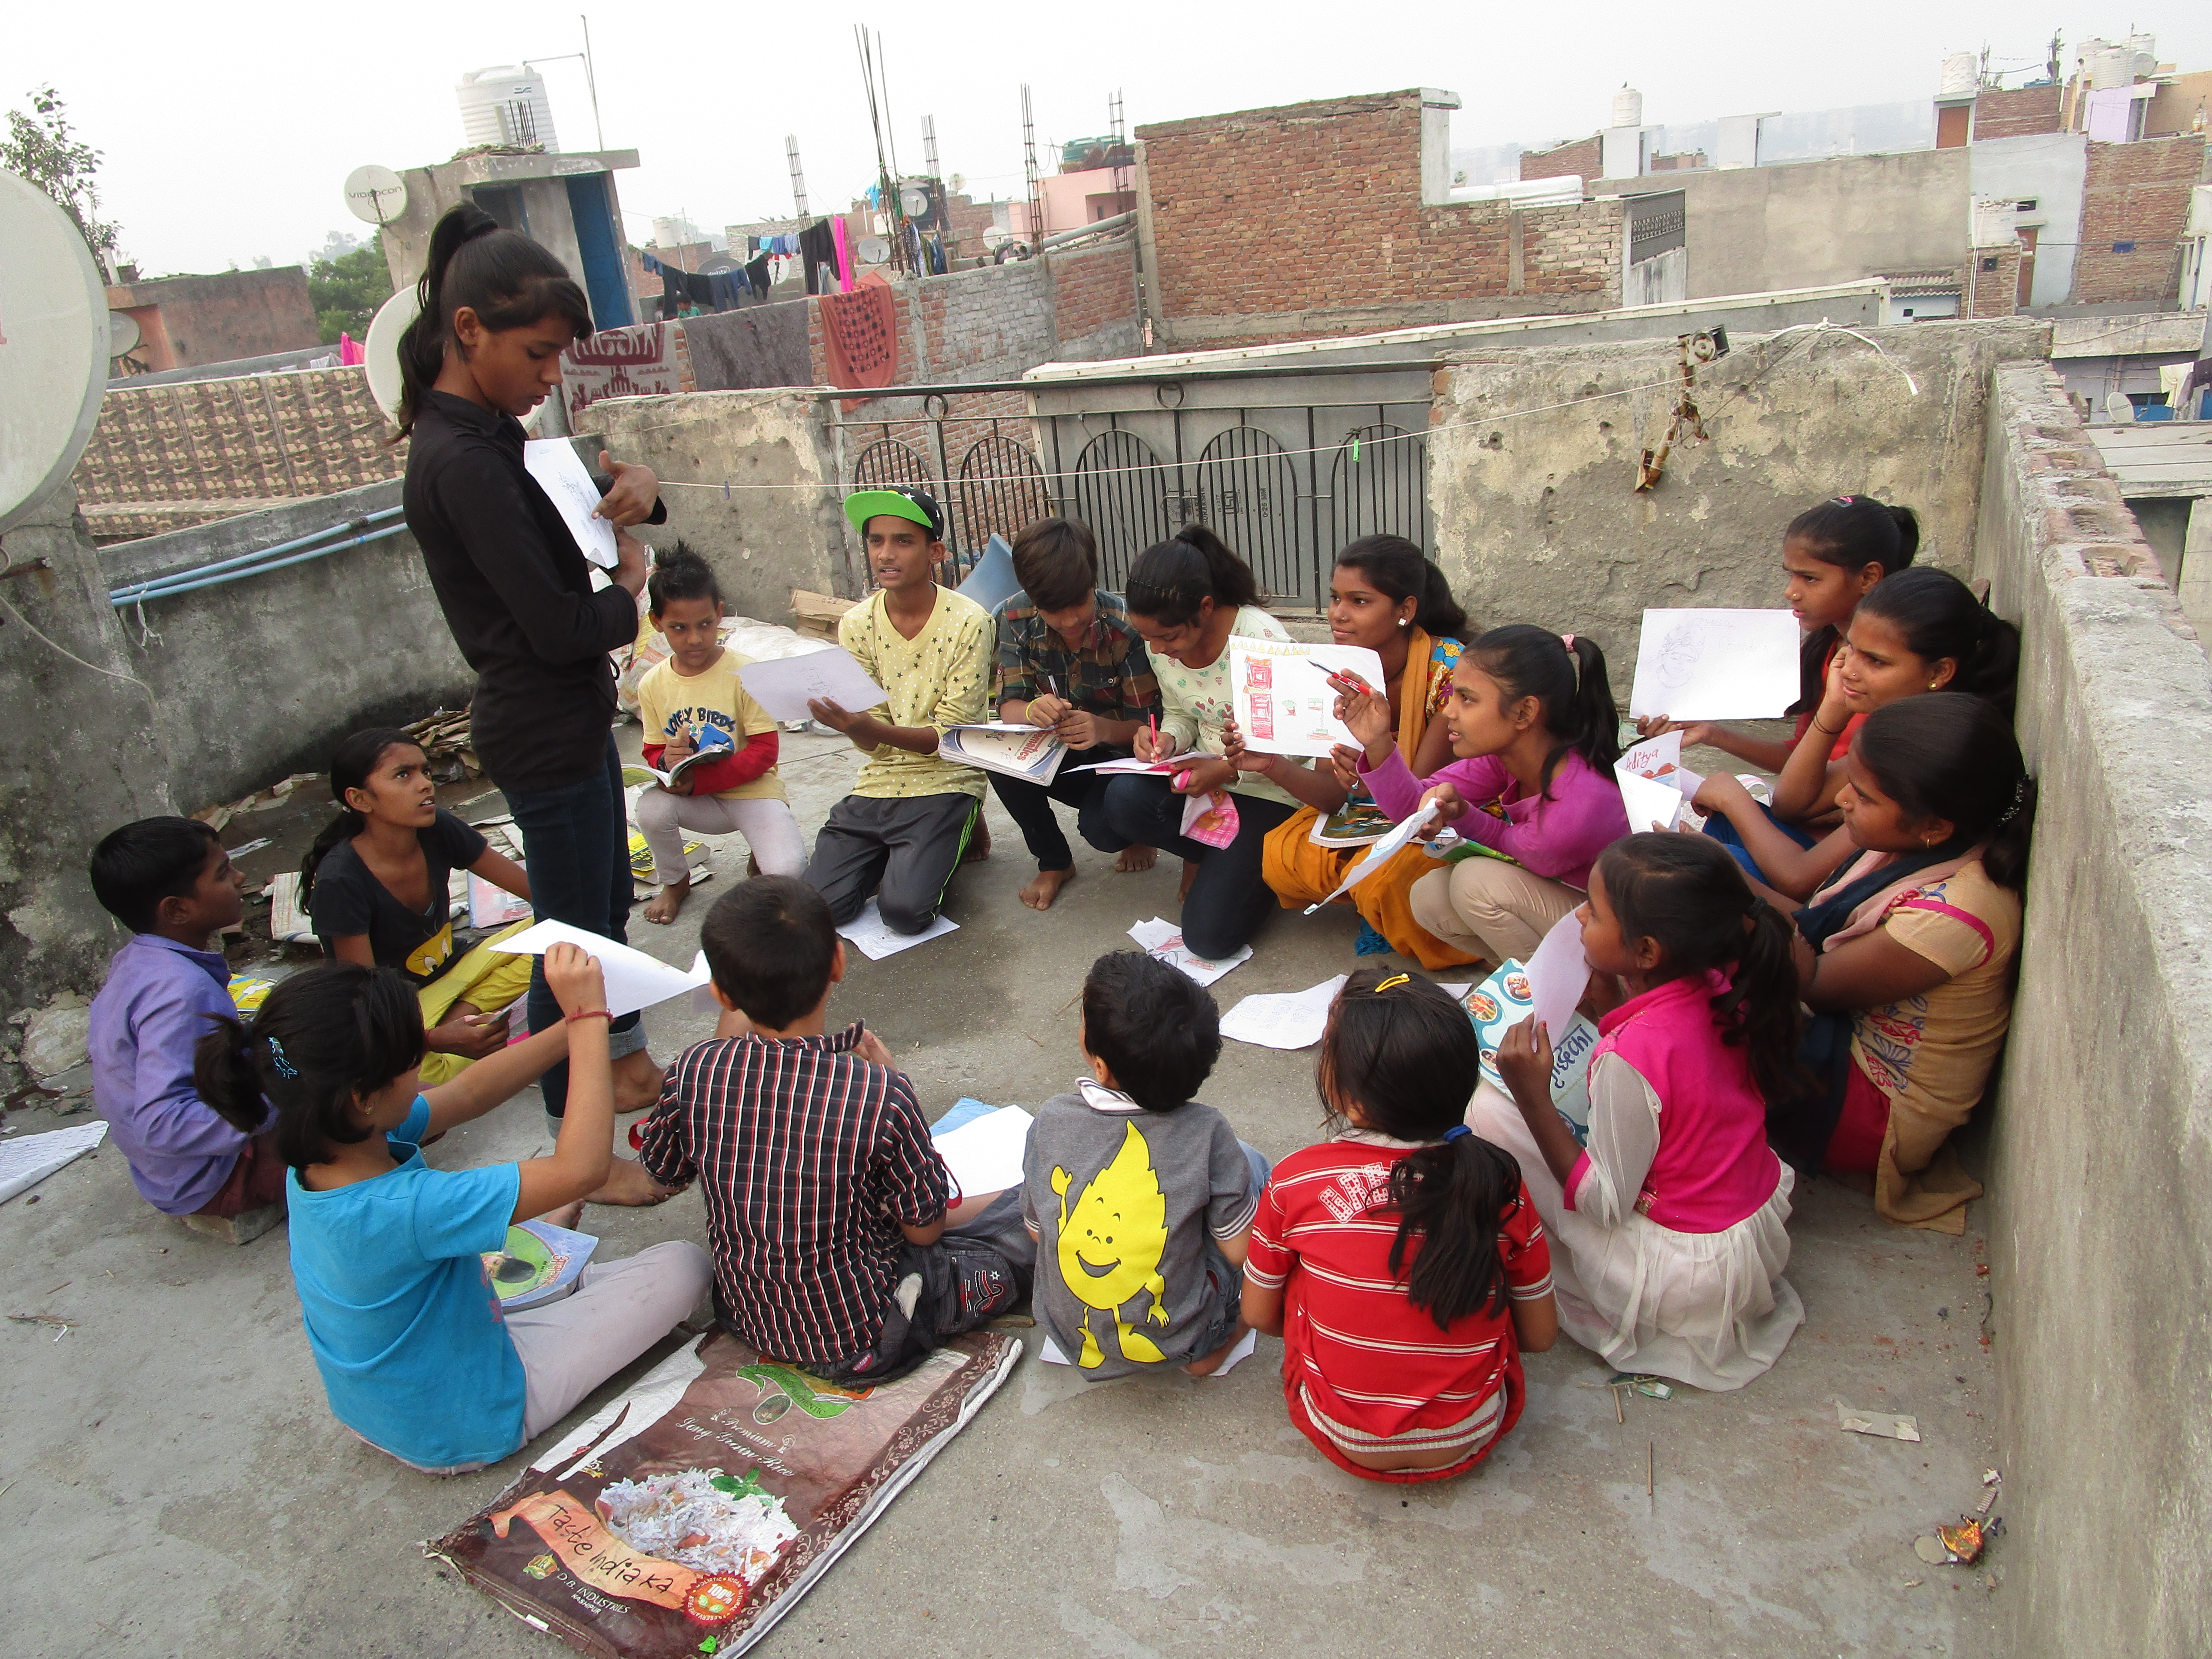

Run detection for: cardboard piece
[[1626, 608, 1800, 720], [1836, 1400, 1923, 1442]]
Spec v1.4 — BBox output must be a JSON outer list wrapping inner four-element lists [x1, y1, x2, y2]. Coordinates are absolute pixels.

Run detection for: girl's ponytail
[[1723, 898, 1805, 1106], [1564, 634, 1621, 775], [1126, 524, 1261, 626], [1856, 694, 2036, 894], [1960, 606, 2023, 720], [395, 204, 498, 437], [193, 1013, 270, 1136], [1174, 524, 1259, 611], [300, 728, 416, 907], [1387, 1132, 1523, 1330]]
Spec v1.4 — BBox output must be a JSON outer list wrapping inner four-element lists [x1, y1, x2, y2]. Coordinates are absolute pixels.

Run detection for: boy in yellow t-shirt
[[635, 545, 807, 924], [802, 489, 993, 936]]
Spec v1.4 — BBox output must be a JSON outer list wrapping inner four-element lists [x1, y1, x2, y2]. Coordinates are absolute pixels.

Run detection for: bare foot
[[643, 875, 691, 925], [1020, 866, 1075, 911], [612, 1048, 667, 1112], [1185, 1319, 1251, 1376], [961, 815, 992, 864], [540, 1198, 586, 1230], [585, 1156, 677, 1207], [1112, 845, 1158, 875], [1177, 858, 1201, 903]]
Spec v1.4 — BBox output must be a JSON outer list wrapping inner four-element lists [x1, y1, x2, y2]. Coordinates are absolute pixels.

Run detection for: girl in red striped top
[[1243, 971, 1558, 1482]]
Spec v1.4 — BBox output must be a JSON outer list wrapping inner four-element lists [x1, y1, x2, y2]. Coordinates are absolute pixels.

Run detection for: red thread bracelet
[[565, 1008, 612, 1023]]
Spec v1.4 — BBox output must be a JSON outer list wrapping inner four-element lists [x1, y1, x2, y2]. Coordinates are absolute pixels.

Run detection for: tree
[[307, 231, 395, 344], [2, 85, 122, 273]]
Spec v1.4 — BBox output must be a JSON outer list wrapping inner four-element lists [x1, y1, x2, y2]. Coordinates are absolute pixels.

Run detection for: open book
[[938, 723, 1066, 785], [640, 721, 735, 789], [483, 1217, 598, 1311]]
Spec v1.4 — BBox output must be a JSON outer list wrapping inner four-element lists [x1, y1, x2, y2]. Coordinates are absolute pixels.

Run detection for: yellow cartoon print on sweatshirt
[[1051, 1121, 1170, 1368]]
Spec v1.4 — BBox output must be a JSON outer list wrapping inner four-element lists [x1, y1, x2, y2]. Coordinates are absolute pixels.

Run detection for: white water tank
[[2086, 43, 2134, 91], [1610, 87, 1644, 129], [457, 67, 559, 151], [2126, 33, 2158, 79], [1939, 52, 1978, 97]]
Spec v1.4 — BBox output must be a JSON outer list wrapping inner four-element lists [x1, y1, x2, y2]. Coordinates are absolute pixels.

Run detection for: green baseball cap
[[844, 486, 945, 541]]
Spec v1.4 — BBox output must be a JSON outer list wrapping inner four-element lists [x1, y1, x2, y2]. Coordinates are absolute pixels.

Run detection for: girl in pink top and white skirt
[[1340, 625, 1630, 967], [1473, 833, 1804, 1391]]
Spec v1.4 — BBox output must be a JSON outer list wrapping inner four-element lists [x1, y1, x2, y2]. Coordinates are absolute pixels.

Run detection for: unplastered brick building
[[1135, 88, 1623, 349]]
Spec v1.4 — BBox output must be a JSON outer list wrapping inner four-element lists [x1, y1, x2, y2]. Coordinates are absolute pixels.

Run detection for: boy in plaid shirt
[[638, 877, 1032, 1381]]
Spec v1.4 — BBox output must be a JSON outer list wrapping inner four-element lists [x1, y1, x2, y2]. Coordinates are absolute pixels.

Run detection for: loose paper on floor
[[1127, 917, 1252, 987], [1836, 1400, 1922, 1442], [490, 919, 710, 1016], [1220, 976, 1349, 1050], [930, 1105, 1033, 1197], [1626, 608, 1800, 720], [1304, 807, 1437, 914], [523, 439, 619, 568], [1228, 639, 1388, 758], [0, 1120, 107, 1204], [738, 647, 890, 724], [837, 899, 959, 961]]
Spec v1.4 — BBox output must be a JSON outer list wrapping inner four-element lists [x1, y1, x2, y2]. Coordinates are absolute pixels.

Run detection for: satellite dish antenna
[[857, 235, 891, 265], [981, 225, 1009, 249], [107, 310, 142, 359], [0, 170, 112, 535], [343, 164, 408, 228], [363, 283, 545, 434], [899, 186, 932, 219]]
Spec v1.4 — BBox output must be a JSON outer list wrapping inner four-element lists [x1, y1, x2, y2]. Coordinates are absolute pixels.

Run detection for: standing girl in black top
[[399, 204, 668, 1204]]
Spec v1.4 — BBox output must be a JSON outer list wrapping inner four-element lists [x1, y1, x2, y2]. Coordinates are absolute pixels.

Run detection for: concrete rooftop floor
[[2, 724, 2006, 1659]]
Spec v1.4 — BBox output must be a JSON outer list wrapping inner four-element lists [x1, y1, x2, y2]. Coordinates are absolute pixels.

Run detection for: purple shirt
[[1359, 747, 1629, 888], [88, 934, 267, 1214]]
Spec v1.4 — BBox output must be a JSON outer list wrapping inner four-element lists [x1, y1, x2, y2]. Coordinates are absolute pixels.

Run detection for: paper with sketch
[[738, 647, 890, 724], [1303, 806, 1437, 914], [0, 1119, 108, 1204], [1523, 910, 1591, 1044], [837, 899, 959, 960], [523, 439, 619, 568], [489, 919, 709, 1016], [1626, 608, 1800, 720], [1127, 917, 1252, 987], [1617, 731, 1705, 798], [1220, 976, 1348, 1050], [1616, 762, 1687, 832], [1228, 639, 1388, 758], [931, 1105, 1033, 1197]]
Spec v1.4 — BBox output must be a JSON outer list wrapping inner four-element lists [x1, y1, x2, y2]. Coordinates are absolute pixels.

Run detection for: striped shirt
[[1245, 1133, 1552, 1459], [637, 1025, 950, 1364]]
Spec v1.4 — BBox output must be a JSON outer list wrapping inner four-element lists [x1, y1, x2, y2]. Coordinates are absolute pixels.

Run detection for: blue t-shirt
[[286, 1098, 527, 1469]]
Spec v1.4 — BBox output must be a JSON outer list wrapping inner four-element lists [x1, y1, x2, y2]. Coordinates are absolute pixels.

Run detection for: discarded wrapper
[[1837, 1400, 1922, 1442], [1606, 1372, 1674, 1401]]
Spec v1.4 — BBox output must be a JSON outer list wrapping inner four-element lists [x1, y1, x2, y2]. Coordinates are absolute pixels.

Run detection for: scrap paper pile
[[431, 1328, 1020, 1658], [937, 723, 1066, 785]]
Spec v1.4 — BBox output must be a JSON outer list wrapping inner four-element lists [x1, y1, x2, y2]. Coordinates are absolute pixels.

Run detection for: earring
[[1398, 618, 1410, 628]]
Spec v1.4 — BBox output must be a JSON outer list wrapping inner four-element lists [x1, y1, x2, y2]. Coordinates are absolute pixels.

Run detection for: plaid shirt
[[637, 1024, 950, 1364], [992, 589, 1161, 721]]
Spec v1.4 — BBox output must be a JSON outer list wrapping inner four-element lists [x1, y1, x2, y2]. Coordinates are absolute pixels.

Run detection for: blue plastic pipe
[[110, 521, 410, 605], [107, 505, 406, 605]]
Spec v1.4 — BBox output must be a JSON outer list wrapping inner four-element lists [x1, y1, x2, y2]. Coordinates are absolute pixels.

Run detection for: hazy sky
[[15, 2, 2212, 275]]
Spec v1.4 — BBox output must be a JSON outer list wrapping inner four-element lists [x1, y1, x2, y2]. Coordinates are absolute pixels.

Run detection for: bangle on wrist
[[1811, 718, 1843, 735], [564, 1008, 612, 1024]]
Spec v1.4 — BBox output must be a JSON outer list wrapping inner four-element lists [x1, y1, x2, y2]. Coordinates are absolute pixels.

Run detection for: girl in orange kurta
[[1255, 537, 1474, 969]]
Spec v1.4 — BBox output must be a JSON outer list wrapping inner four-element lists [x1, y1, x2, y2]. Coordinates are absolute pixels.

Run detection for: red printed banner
[[491, 1489, 746, 1626]]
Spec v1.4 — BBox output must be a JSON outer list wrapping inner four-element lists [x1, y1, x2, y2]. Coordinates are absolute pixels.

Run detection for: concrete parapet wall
[[586, 389, 855, 612], [1426, 319, 2050, 689], [1970, 364, 2212, 1659]]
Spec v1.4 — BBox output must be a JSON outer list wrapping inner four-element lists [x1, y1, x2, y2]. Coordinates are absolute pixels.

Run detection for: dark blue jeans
[[1703, 801, 1818, 888], [504, 733, 646, 1118]]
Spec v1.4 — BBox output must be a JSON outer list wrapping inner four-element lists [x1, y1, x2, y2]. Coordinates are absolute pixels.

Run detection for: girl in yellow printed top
[[634, 545, 806, 925]]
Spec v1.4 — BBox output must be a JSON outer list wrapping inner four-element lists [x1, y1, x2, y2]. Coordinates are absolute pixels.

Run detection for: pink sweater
[[1568, 971, 1782, 1234], [1359, 748, 1629, 887]]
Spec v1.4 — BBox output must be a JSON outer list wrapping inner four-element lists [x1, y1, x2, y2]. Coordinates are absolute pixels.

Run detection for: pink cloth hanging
[[339, 331, 365, 366], [831, 217, 854, 294]]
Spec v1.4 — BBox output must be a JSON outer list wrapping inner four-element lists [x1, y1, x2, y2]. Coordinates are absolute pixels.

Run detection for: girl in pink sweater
[[1475, 833, 1804, 1390], [1340, 624, 1630, 967]]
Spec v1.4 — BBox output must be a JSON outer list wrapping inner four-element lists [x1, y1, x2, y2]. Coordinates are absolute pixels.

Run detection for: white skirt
[[1465, 1082, 1804, 1392]]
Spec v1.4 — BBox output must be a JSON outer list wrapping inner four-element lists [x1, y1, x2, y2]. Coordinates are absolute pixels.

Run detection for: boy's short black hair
[[647, 541, 721, 617], [1011, 517, 1099, 614], [700, 876, 837, 1030], [1080, 951, 1221, 1112], [89, 817, 221, 933]]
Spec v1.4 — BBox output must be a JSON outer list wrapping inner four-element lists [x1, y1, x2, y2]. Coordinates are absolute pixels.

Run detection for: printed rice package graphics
[[434, 1329, 1019, 1658], [1462, 960, 1600, 1145]]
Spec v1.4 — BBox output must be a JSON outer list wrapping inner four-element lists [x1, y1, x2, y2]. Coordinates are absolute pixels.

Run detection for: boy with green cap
[[802, 488, 994, 935]]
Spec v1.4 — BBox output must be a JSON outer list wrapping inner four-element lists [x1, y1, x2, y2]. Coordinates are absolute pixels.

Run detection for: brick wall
[[1522, 134, 1602, 182], [1967, 245, 2023, 318], [1137, 90, 1622, 349], [2071, 136, 2210, 305], [1972, 85, 2063, 141], [1047, 238, 1141, 356]]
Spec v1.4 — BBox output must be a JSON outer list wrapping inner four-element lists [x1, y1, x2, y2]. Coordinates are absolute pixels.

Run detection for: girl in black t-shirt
[[304, 729, 535, 1088]]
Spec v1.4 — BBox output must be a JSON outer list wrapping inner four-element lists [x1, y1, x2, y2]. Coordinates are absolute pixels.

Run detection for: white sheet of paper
[[1627, 608, 1800, 720], [489, 919, 710, 1016], [1066, 756, 1179, 775], [1304, 807, 1437, 914], [738, 647, 890, 724], [931, 1105, 1033, 1197], [1228, 639, 1388, 757], [1435, 983, 1472, 1000], [1616, 761, 1685, 832], [1040, 1325, 1257, 1377], [523, 438, 619, 568], [1219, 976, 1348, 1050], [1522, 910, 1591, 1045], [1619, 729, 1705, 799], [1127, 916, 1252, 987], [0, 1119, 108, 1204], [837, 899, 959, 960]]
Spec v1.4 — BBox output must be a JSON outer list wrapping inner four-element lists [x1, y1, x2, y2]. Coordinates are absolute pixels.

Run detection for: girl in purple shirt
[[1337, 624, 1629, 967]]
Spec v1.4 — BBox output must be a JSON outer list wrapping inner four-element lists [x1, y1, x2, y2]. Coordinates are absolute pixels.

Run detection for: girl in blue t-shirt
[[195, 943, 709, 1474]]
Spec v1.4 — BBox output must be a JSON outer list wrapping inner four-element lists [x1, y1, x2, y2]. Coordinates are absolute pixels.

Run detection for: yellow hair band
[[1373, 973, 1412, 992]]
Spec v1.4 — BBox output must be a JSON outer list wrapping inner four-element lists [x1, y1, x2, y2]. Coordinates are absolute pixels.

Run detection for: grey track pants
[[803, 791, 981, 935]]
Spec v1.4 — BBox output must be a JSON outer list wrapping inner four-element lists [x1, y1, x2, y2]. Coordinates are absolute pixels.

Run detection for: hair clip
[[266, 1036, 298, 1079], [1443, 1124, 1472, 1142], [1998, 775, 2028, 825], [1372, 973, 1412, 993]]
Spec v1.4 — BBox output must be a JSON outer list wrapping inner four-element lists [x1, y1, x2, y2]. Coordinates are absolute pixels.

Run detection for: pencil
[[1614, 1387, 1624, 1424], [1647, 1441, 1654, 1497]]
